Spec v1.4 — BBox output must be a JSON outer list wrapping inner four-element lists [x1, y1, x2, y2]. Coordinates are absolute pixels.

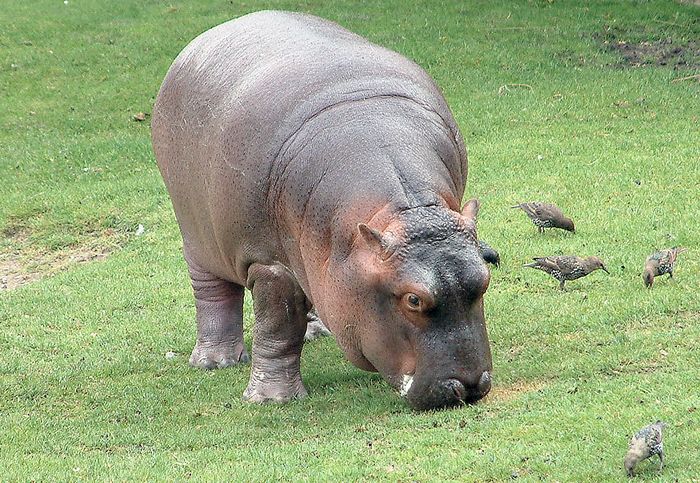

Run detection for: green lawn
[[1, 0, 699, 480]]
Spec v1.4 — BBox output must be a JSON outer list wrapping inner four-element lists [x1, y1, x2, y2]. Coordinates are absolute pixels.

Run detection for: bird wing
[[550, 256, 581, 275], [536, 203, 564, 219], [668, 247, 684, 265], [652, 249, 674, 266], [647, 251, 664, 262], [517, 202, 542, 219], [532, 256, 562, 272]]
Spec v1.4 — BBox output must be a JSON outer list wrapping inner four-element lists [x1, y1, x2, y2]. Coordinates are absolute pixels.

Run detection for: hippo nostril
[[477, 371, 492, 395], [444, 378, 466, 403]]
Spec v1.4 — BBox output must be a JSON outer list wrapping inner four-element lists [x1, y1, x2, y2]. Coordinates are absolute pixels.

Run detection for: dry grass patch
[[0, 228, 122, 291], [484, 380, 549, 404]]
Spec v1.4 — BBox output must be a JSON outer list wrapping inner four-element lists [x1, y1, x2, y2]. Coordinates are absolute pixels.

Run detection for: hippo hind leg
[[187, 260, 250, 369], [244, 263, 309, 403]]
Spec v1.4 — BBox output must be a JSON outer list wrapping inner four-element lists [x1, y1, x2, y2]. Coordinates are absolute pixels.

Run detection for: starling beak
[[478, 240, 500, 268], [624, 420, 667, 476], [643, 247, 686, 288], [524, 255, 608, 290], [512, 202, 575, 233]]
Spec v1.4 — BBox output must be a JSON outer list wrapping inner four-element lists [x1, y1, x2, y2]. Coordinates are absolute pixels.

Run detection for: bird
[[511, 202, 575, 233], [524, 255, 608, 290], [624, 420, 667, 476], [643, 247, 686, 288], [304, 308, 332, 341], [478, 240, 500, 267]]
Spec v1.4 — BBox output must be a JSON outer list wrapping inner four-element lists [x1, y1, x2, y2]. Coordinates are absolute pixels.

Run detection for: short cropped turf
[[1, 0, 699, 480]]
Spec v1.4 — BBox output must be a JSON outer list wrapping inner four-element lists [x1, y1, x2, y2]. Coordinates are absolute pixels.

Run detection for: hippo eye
[[404, 293, 421, 311]]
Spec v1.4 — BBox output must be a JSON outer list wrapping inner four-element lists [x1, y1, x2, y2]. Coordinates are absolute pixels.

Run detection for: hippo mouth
[[400, 371, 492, 410]]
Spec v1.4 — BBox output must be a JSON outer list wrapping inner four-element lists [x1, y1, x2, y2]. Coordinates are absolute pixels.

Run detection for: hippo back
[[151, 10, 466, 283]]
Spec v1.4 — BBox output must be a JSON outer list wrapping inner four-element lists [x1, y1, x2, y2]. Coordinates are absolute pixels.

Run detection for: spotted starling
[[643, 247, 686, 288], [624, 420, 666, 476], [478, 240, 500, 268], [511, 202, 575, 233], [524, 255, 608, 290]]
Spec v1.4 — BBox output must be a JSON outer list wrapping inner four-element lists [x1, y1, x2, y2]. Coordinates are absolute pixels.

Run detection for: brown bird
[[624, 420, 666, 476], [524, 255, 608, 290], [511, 202, 575, 233], [643, 247, 686, 288]]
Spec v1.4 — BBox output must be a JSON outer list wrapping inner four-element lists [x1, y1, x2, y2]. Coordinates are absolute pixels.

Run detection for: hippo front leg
[[187, 261, 250, 369], [244, 263, 309, 403]]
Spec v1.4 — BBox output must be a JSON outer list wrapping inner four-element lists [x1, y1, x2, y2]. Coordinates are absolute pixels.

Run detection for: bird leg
[[658, 451, 664, 472], [559, 280, 566, 291]]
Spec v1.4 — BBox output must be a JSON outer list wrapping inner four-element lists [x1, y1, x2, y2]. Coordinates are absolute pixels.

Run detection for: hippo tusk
[[400, 374, 414, 397]]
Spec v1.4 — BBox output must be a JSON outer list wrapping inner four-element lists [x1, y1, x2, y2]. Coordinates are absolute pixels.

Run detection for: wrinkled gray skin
[[151, 11, 492, 410]]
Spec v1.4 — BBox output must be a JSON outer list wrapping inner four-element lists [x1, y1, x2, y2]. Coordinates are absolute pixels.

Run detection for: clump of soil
[[596, 25, 700, 69]]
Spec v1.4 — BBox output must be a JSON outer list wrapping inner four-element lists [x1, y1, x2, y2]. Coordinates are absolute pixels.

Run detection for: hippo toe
[[189, 341, 250, 370]]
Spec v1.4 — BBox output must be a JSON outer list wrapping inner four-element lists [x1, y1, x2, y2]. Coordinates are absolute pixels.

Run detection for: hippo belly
[[151, 11, 492, 410]]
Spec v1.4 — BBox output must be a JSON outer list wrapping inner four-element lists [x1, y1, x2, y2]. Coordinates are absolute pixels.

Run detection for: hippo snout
[[443, 378, 466, 402], [444, 371, 491, 403], [406, 371, 492, 410], [475, 371, 492, 399]]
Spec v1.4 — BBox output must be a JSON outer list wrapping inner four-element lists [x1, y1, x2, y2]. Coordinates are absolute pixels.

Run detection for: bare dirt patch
[[1, 229, 117, 291], [484, 380, 548, 404], [596, 25, 700, 69], [608, 38, 700, 69]]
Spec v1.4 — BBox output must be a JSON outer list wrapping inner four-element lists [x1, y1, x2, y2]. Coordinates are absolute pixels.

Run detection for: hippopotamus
[[151, 10, 492, 410]]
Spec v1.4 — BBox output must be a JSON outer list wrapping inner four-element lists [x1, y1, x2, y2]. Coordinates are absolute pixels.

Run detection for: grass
[[1, 0, 699, 480]]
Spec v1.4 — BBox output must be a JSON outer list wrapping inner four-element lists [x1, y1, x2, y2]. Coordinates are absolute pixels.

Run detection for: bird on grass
[[478, 240, 500, 268], [643, 247, 686, 288], [304, 308, 332, 341], [511, 202, 575, 233], [624, 420, 667, 476], [524, 255, 608, 290]]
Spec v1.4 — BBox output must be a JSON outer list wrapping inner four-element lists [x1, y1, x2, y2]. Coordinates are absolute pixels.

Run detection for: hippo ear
[[358, 223, 397, 260], [461, 198, 480, 220]]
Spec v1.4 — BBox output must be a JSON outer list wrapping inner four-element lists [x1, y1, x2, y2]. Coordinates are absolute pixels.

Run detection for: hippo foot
[[242, 372, 308, 403], [189, 340, 250, 369]]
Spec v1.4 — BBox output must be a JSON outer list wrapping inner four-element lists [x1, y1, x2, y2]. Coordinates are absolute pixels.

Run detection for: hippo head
[[325, 199, 492, 410]]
